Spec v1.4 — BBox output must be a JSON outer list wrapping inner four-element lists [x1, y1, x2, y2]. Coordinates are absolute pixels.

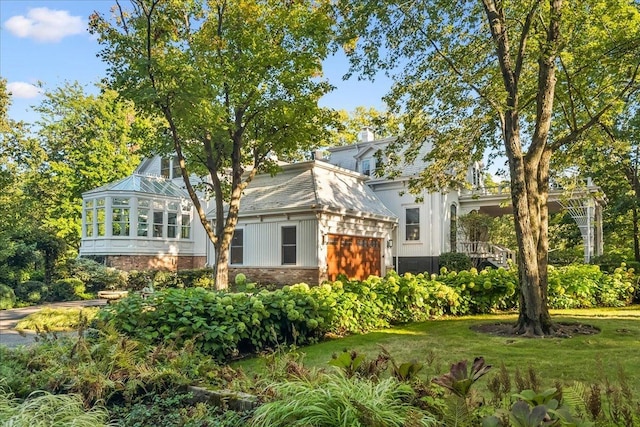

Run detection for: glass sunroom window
[[181, 214, 191, 239], [153, 212, 164, 237], [96, 199, 106, 237], [85, 200, 94, 237], [112, 198, 130, 236]]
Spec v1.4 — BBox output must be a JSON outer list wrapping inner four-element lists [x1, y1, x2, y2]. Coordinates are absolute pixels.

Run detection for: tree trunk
[[634, 205, 640, 262]]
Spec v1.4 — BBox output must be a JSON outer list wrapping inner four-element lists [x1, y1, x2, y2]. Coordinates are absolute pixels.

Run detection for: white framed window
[[181, 214, 191, 239], [112, 198, 130, 236], [361, 159, 371, 176], [138, 199, 150, 237], [84, 200, 94, 237], [153, 211, 164, 237], [405, 207, 420, 241], [96, 199, 106, 237]]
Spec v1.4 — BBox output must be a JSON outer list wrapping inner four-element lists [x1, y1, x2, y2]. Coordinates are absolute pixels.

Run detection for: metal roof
[[207, 161, 397, 221], [83, 174, 187, 198]]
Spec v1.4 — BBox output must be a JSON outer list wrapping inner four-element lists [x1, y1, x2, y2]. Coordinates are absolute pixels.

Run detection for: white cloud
[[7, 82, 42, 99], [4, 7, 85, 43]]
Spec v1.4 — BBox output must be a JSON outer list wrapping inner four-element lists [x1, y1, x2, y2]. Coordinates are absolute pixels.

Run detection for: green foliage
[[90, 0, 337, 288], [0, 385, 110, 427], [439, 252, 473, 272], [110, 390, 251, 427], [547, 264, 635, 309], [15, 307, 100, 332], [0, 283, 16, 309], [14, 280, 48, 303], [48, 278, 86, 302], [101, 265, 637, 361], [251, 373, 435, 427], [64, 258, 128, 293], [328, 350, 367, 378], [0, 327, 215, 405], [438, 267, 518, 314]]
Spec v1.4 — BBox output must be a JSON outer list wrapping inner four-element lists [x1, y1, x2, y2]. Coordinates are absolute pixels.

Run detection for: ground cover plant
[[14, 307, 100, 332]]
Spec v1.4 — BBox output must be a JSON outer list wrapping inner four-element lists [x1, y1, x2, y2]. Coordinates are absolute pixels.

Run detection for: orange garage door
[[327, 234, 381, 281]]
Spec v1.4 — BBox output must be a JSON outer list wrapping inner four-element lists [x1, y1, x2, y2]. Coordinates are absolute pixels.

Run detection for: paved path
[[0, 300, 107, 348]]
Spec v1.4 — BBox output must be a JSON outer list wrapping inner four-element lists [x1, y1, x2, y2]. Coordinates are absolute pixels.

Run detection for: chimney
[[313, 150, 324, 161], [358, 126, 375, 142]]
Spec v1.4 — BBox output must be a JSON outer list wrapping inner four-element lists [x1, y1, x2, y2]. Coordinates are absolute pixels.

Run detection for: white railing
[[456, 241, 515, 267]]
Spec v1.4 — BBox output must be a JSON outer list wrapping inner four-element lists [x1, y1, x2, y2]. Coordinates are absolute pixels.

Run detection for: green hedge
[[99, 264, 636, 361], [0, 284, 16, 309]]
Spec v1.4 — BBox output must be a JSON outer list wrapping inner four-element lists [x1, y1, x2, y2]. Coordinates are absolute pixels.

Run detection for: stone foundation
[[228, 267, 326, 285], [103, 255, 206, 272]]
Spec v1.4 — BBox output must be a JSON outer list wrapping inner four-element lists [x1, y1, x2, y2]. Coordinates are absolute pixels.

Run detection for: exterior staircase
[[457, 241, 515, 269]]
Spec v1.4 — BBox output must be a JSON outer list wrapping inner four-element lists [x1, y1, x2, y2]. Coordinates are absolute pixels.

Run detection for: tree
[[31, 82, 147, 249], [582, 98, 640, 262], [90, 0, 336, 289], [337, 1, 640, 335], [1, 80, 146, 283], [328, 106, 400, 146]]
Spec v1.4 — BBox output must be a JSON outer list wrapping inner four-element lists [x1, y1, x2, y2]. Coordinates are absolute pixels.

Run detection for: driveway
[[0, 300, 107, 348]]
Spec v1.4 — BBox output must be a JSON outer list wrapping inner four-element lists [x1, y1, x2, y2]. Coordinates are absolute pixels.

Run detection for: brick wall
[[228, 267, 327, 285], [105, 255, 206, 272]]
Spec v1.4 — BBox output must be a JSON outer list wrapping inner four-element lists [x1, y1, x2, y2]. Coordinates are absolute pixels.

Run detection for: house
[[79, 133, 605, 283]]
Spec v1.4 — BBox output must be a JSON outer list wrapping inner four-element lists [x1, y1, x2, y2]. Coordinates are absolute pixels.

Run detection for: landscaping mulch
[[471, 321, 600, 338]]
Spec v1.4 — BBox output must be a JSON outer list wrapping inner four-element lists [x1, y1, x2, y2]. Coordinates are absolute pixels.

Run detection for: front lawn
[[234, 306, 640, 393]]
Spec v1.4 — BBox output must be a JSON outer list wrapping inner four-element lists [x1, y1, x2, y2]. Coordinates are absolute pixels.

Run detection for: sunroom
[[79, 174, 206, 271]]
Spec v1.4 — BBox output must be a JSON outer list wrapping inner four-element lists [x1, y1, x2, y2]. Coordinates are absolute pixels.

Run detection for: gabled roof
[[83, 174, 187, 198], [207, 161, 397, 221]]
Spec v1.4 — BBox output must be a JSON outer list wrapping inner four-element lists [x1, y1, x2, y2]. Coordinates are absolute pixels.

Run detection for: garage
[[327, 234, 382, 281]]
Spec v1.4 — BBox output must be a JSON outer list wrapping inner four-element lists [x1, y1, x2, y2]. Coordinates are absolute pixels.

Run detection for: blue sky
[[0, 1, 392, 123]]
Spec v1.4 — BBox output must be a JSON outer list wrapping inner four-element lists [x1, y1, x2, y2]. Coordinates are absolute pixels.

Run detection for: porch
[[457, 178, 605, 264]]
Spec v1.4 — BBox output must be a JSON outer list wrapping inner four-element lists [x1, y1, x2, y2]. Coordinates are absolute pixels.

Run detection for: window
[[153, 211, 164, 237], [450, 204, 458, 252], [167, 213, 178, 238], [230, 229, 243, 264], [96, 199, 106, 237], [138, 199, 150, 237], [161, 157, 170, 178], [161, 156, 181, 179], [171, 156, 181, 179], [405, 208, 420, 241], [181, 214, 191, 239], [85, 200, 94, 237], [361, 159, 371, 176], [112, 198, 130, 236], [282, 226, 297, 265]]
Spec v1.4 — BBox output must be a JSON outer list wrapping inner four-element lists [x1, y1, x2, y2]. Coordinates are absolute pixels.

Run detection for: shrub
[[177, 268, 215, 288], [0, 283, 16, 309], [439, 252, 473, 272], [65, 258, 128, 293], [48, 278, 86, 302], [14, 281, 48, 304]]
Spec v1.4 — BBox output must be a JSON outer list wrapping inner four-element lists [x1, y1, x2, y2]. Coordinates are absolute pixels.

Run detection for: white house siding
[[368, 180, 455, 274], [221, 216, 318, 268]]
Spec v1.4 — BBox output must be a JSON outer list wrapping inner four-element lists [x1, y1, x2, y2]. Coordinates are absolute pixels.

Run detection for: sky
[[0, 0, 392, 124]]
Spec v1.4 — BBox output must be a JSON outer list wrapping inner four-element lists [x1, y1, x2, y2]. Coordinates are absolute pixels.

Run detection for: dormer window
[[161, 156, 181, 179], [360, 159, 372, 176]]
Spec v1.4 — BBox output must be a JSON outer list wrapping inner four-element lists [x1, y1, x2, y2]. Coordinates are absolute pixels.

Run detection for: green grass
[[15, 307, 100, 332], [234, 306, 640, 392]]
